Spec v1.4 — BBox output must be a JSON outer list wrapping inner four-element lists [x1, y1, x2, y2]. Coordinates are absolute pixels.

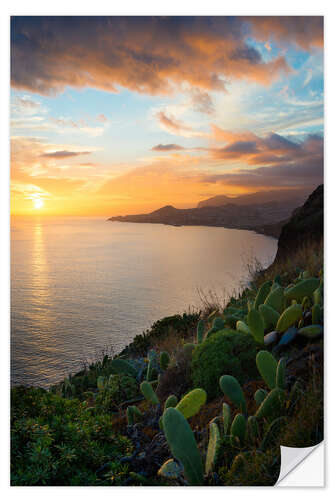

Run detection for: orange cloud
[[11, 17, 294, 96], [245, 16, 323, 50]]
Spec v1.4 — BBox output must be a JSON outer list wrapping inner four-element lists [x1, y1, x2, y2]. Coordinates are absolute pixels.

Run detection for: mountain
[[108, 196, 306, 237], [274, 184, 323, 262], [197, 188, 311, 209]]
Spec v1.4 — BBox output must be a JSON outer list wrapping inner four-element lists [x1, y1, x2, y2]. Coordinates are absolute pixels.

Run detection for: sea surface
[[11, 216, 277, 388]]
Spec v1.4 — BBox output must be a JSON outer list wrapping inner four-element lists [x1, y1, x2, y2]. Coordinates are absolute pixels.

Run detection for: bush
[[191, 330, 259, 399], [11, 386, 132, 485], [95, 374, 139, 411]]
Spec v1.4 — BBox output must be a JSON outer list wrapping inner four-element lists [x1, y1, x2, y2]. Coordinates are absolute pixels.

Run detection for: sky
[[10, 16, 324, 216]]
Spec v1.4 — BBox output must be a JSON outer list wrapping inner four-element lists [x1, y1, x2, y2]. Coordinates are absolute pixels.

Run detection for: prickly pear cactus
[[276, 358, 287, 390], [164, 394, 178, 410], [255, 388, 285, 420], [264, 286, 285, 314], [175, 388, 207, 419], [284, 278, 320, 301], [254, 388, 268, 407], [230, 413, 247, 446], [259, 304, 280, 330], [256, 350, 277, 390], [205, 422, 221, 475], [247, 308, 265, 344], [140, 381, 159, 405], [276, 303, 303, 332], [236, 320, 251, 335], [196, 319, 205, 344], [162, 407, 204, 486], [223, 402, 231, 435], [219, 375, 246, 414], [254, 280, 272, 309]]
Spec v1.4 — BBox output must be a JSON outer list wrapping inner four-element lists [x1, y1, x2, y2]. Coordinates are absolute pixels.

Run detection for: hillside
[[196, 188, 311, 209], [109, 199, 301, 236]]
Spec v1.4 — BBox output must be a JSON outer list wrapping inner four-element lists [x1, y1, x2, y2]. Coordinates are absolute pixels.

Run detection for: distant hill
[[197, 188, 311, 209], [108, 194, 310, 237]]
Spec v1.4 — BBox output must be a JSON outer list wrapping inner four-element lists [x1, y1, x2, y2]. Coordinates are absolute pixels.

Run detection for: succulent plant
[[140, 381, 159, 405], [219, 375, 246, 414], [196, 319, 205, 344], [175, 388, 207, 419], [256, 350, 277, 390], [230, 413, 247, 446], [298, 324, 323, 338], [284, 277, 320, 301], [222, 402, 231, 434], [260, 416, 287, 451], [164, 394, 178, 410], [236, 320, 251, 335], [126, 405, 143, 425], [276, 303, 303, 333], [254, 388, 268, 406], [158, 459, 184, 480], [205, 422, 221, 475], [247, 308, 265, 344], [264, 286, 285, 314], [247, 415, 260, 445], [255, 388, 285, 420], [259, 304, 280, 330], [254, 280, 272, 309], [312, 304, 322, 325], [162, 407, 204, 485], [276, 357, 287, 390]]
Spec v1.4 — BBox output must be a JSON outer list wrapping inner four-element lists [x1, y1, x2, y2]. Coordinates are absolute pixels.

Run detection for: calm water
[[11, 216, 277, 388]]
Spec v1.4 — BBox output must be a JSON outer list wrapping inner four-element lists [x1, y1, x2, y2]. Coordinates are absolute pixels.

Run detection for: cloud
[[151, 144, 184, 151], [40, 150, 91, 159], [245, 16, 323, 50], [96, 114, 108, 123], [155, 111, 208, 138], [190, 89, 215, 114], [11, 16, 296, 96]]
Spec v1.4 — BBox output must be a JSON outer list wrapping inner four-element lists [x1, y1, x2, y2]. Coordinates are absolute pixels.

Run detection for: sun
[[33, 198, 44, 210]]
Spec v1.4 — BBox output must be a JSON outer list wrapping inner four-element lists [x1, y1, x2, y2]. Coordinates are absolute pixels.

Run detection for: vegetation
[[11, 230, 323, 485]]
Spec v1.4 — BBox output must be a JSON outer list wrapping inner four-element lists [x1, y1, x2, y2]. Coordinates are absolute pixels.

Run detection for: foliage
[[191, 330, 259, 399], [11, 386, 132, 486]]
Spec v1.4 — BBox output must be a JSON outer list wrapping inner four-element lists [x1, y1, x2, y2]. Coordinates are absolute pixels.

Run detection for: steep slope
[[274, 184, 323, 262]]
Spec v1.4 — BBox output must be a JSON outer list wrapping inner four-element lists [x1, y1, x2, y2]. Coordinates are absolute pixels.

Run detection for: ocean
[[11, 216, 277, 387]]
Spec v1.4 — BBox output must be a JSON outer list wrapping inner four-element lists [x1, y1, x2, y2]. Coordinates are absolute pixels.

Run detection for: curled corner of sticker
[[277, 441, 324, 486]]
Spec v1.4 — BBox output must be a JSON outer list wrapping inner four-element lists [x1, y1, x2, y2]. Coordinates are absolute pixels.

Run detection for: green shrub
[[11, 386, 132, 486], [95, 374, 139, 411], [191, 331, 259, 399]]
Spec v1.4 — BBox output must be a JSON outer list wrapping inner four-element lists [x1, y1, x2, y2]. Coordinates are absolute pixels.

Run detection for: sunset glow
[[10, 16, 323, 216], [33, 198, 44, 210]]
